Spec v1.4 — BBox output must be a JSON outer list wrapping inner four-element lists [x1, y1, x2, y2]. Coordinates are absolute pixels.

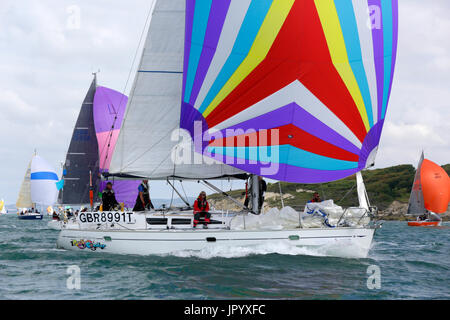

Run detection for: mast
[[356, 172, 370, 211], [251, 175, 260, 215]]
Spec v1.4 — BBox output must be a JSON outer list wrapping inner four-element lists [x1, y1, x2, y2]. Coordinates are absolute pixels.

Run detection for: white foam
[[165, 241, 368, 260]]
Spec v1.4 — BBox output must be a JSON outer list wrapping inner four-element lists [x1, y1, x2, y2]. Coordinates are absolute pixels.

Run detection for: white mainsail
[[109, 0, 244, 180], [16, 160, 33, 209], [407, 152, 427, 215]]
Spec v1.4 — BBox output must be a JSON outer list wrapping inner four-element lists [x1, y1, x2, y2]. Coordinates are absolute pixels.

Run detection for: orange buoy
[[420, 159, 450, 214]]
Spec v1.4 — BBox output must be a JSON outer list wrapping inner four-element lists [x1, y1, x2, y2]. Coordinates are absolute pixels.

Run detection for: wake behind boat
[[57, 0, 399, 258]]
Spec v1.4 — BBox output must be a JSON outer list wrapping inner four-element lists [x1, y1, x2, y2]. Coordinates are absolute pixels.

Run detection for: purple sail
[[93, 86, 140, 207]]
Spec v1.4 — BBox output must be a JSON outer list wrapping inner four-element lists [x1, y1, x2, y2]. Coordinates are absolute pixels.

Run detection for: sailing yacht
[[50, 75, 140, 230], [57, 0, 399, 258], [17, 154, 59, 220], [0, 199, 7, 214], [407, 153, 449, 227]]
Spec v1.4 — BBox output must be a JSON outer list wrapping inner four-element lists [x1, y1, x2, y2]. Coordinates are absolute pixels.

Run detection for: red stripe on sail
[[205, 0, 367, 143], [209, 124, 359, 162]]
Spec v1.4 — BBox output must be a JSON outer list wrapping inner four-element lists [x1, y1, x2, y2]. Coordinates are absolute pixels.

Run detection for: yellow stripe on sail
[[314, 0, 370, 132], [202, 0, 295, 118]]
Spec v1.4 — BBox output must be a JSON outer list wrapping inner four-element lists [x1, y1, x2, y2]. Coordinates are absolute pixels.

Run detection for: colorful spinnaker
[[420, 159, 450, 214], [93, 87, 141, 207], [180, 0, 399, 183], [408, 153, 450, 215]]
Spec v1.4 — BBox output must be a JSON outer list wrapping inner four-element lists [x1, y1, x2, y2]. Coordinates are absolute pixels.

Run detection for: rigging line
[[168, 161, 177, 209], [180, 181, 189, 205], [105, 1, 156, 169], [278, 181, 285, 208], [97, 101, 119, 168], [337, 181, 357, 204], [320, 183, 327, 201]]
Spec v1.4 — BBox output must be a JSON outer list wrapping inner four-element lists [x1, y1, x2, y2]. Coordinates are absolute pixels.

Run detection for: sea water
[[0, 214, 448, 299]]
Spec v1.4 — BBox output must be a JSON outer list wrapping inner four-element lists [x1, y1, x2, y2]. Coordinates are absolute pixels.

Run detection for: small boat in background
[[58, 73, 140, 209], [16, 154, 60, 220], [407, 152, 449, 227], [0, 199, 7, 214]]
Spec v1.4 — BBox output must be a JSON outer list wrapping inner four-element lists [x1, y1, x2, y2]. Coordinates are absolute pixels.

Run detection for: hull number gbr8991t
[[78, 212, 134, 224]]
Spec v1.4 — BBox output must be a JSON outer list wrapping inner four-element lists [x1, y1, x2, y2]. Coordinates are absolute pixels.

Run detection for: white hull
[[57, 227, 375, 259], [47, 220, 64, 230]]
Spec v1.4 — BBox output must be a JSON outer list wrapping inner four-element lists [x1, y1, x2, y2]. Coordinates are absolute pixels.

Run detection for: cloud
[[376, 0, 450, 169]]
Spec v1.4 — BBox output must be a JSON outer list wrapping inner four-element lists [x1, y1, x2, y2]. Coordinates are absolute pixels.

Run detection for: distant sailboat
[[59, 75, 140, 208], [16, 159, 34, 217], [17, 154, 59, 220], [59, 76, 100, 206], [50, 76, 140, 230], [0, 199, 7, 214], [407, 153, 449, 227]]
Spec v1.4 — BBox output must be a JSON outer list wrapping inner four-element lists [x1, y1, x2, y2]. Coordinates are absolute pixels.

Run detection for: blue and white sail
[[31, 155, 59, 206]]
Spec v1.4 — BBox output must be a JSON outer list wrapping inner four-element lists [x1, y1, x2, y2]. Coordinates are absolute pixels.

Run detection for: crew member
[[243, 176, 267, 212], [52, 211, 60, 221], [193, 191, 210, 229], [101, 182, 119, 211], [309, 192, 321, 203], [258, 176, 267, 212], [133, 180, 154, 211]]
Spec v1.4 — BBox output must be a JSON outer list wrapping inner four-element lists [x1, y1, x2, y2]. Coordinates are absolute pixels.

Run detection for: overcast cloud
[[0, 0, 449, 203]]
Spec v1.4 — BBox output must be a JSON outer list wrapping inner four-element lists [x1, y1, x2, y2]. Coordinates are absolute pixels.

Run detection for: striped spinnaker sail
[[93, 87, 141, 207], [181, 0, 399, 183]]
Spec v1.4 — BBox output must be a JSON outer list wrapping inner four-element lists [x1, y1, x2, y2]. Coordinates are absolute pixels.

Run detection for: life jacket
[[194, 198, 209, 213], [103, 188, 115, 195], [102, 188, 118, 210], [140, 183, 150, 200], [134, 183, 152, 211]]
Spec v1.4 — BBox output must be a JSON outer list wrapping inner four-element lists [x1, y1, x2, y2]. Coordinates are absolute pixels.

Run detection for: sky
[[0, 0, 449, 204]]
